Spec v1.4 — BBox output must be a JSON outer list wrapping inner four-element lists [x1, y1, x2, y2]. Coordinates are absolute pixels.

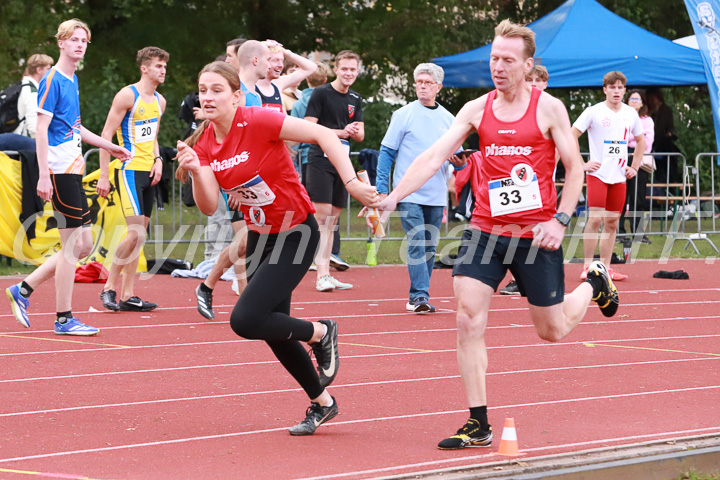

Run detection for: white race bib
[[602, 139, 628, 163], [73, 132, 81, 150], [134, 119, 159, 144], [488, 163, 543, 217], [224, 175, 276, 207]]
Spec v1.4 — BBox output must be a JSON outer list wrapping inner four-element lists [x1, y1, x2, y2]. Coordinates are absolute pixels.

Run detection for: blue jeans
[[0, 133, 36, 151], [398, 202, 444, 301]]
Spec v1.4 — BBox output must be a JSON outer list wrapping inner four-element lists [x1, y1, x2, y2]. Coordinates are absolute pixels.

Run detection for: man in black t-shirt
[[304, 50, 364, 292]]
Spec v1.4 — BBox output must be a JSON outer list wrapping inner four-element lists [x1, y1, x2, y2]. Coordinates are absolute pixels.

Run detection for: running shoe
[[54, 318, 99, 336], [609, 269, 628, 281], [100, 289, 120, 311], [308, 263, 317, 271], [329, 254, 350, 271], [6, 284, 30, 328], [327, 275, 352, 290], [316, 275, 335, 292], [311, 319, 339, 388], [119, 296, 158, 312], [288, 397, 339, 436], [587, 261, 619, 318], [195, 285, 214, 320], [437, 419, 493, 450], [499, 281, 521, 296], [405, 297, 436, 314], [579, 264, 589, 280]]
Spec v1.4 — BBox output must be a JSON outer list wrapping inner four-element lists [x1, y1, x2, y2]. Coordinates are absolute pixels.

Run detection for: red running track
[[0, 259, 719, 479]]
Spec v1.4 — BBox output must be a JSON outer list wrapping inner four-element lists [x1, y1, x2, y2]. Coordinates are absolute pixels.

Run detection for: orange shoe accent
[[492, 417, 525, 457], [580, 265, 589, 280], [609, 269, 628, 281]]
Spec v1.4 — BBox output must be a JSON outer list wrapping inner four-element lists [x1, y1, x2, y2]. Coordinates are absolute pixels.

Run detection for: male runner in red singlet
[[378, 19, 620, 450]]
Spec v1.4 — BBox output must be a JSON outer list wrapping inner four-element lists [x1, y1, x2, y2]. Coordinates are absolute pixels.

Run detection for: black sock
[[57, 311, 72, 324], [469, 406, 489, 430], [199, 282, 213, 294], [585, 275, 602, 298], [19, 281, 33, 298]]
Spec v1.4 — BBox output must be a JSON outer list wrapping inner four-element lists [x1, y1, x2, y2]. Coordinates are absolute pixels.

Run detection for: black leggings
[[230, 214, 323, 399]]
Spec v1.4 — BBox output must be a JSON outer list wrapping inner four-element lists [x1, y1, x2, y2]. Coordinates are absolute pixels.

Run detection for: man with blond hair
[[6, 19, 130, 335], [98, 46, 169, 312], [378, 19, 619, 450]]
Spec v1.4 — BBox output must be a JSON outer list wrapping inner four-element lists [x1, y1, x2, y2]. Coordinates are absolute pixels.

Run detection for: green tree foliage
[[0, 0, 716, 180]]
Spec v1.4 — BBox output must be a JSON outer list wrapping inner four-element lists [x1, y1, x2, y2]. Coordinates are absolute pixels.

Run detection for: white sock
[[320, 323, 328, 340]]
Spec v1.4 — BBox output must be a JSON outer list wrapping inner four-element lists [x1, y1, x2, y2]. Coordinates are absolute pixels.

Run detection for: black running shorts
[[51, 173, 90, 229], [452, 228, 565, 307], [304, 163, 348, 208]]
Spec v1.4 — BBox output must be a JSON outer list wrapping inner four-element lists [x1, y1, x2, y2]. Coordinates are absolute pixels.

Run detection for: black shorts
[[51, 174, 90, 229], [115, 169, 155, 218], [230, 209, 245, 223], [304, 163, 348, 208], [452, 228, 565, 307]]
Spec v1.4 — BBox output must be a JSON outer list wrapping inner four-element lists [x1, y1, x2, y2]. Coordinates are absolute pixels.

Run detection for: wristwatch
[[553, 212, 571, 227]]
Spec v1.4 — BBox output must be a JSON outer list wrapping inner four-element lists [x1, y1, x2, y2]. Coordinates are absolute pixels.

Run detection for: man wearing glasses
[[376, 63, 465, 313]]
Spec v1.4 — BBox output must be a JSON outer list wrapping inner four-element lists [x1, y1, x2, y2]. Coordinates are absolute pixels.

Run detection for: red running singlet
[[471, 88, 558, 238]]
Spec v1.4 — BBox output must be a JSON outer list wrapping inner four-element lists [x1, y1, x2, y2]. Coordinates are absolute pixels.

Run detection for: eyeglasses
[[628, 97, 642, 102], [415, 80, 437, 87]]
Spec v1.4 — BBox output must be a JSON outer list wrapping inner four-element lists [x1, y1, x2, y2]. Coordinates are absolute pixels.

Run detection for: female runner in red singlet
[[177, 62, 378, 436]]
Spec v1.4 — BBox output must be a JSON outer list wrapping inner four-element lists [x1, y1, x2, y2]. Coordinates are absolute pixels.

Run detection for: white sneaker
[[232, 278, 240, 295], [316, 275, 335, 292], [327, 275, 352, 290], [308, 263, 318, 271]]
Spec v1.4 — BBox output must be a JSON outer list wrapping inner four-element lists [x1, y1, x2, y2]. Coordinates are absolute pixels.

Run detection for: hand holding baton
[[357, 170, 385, 238]]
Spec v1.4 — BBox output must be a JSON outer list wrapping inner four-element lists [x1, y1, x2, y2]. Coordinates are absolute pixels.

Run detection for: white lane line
[[1, 344, 719, 386], [296, 427, 720, 480], [1, 359, 720, 418], [0, 386, 718, 464], [2, 327, 720, 360]]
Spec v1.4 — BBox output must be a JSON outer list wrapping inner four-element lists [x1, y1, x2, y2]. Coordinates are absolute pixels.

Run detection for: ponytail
[[174, 120, 210, 183]]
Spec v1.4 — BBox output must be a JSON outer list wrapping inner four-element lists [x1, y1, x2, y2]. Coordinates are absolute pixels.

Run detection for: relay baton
[[357, 170, 385, 238]]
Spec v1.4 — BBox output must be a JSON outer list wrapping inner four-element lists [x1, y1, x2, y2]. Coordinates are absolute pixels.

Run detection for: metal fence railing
[[5, 148, 720, 254]]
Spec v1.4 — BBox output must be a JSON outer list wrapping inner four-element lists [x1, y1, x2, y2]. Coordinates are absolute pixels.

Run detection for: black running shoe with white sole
[[437, 419, 493, 450], [329, 253, 349, 271], [499, 281, 520, 296], [100, 289, 120, 311], [311, 319, 339, 388], [586, 261, 619, 318], [195, 285, 214, 319], [119, 296, 158, 312], [288, 397, 339, 436]]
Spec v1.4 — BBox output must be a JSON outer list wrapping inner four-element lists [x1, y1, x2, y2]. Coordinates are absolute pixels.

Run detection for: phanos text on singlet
[[473, 88, 557, 238]]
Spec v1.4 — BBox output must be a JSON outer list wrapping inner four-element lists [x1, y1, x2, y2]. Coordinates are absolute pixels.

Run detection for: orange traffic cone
[[492, 417, 525, 457]]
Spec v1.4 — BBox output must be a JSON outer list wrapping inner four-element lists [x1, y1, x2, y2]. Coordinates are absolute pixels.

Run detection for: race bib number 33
[[488, 163, 543, 217], [224, 175, 276, 207]]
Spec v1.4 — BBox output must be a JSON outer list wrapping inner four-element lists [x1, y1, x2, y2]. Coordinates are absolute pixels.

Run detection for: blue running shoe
[[6, 284, 31, 328], [54, 318, 99, 336]]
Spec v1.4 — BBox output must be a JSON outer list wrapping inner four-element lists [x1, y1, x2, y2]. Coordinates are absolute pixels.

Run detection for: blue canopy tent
[[433, 0, 707, 88]]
